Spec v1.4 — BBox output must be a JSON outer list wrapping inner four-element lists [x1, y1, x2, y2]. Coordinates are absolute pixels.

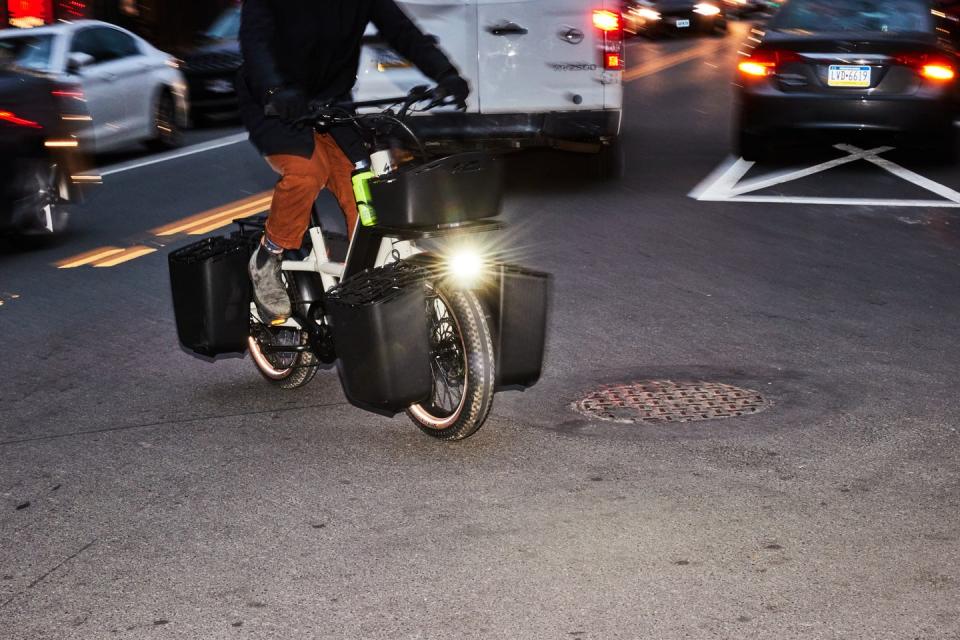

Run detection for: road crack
[[0, 539, 96, 610]]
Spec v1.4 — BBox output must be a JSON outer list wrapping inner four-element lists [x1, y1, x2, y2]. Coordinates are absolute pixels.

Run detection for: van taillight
[[594, 9, 624, 71], [593, 9, 620, 32]]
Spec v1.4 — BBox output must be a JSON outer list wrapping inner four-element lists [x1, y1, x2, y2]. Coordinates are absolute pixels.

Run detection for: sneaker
[[248, 244, 291, 324]]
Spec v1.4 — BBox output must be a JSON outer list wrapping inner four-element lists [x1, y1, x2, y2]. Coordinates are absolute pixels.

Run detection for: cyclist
[[238, 0, 469, 323]]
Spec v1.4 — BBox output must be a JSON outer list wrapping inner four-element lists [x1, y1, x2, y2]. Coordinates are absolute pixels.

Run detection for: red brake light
[[593, 9, 621, 32], [738, 50, 801, 77], [606, 53, 622, 70], [896, 52, 957, 82], [0, 110, 42, 129], [922, 63, 956, 81]]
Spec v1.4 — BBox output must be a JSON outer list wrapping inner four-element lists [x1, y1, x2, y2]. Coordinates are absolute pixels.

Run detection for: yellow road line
[[187, 198, 270, 236], [91, 246, 158, 268], [152, 191, 272, 236], [57, 246, 126, 269], [185, 202, 270, 235], [624, 41, 724, 82]]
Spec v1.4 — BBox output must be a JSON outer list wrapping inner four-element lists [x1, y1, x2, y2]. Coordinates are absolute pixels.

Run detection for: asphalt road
[[2, 20, 960, 639]]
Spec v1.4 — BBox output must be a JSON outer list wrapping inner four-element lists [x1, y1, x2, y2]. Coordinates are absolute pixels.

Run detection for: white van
[[355, 0, 624, 153]]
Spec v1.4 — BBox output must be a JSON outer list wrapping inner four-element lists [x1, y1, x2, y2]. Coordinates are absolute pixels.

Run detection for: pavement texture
[[1, 19, 959, 640]]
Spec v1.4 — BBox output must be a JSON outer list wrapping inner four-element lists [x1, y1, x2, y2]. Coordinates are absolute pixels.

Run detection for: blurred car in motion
[[0, 21, 188, 155], [623, 0, 729, 37], [0, 41, 92, 237], [180, 4, 242, 122], [356, 1, 623, 164], [722, 0, 768, 17], [935, 0, 960, 39], [735, 0, 960, 161]]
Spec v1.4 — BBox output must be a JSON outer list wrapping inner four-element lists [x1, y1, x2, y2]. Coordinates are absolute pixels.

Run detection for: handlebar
[[263, 85, 460, 126], [263, 85, 461, 160]]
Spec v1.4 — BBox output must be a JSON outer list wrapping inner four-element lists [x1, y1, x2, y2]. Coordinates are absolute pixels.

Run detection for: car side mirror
[[67, 52, 94, 74]]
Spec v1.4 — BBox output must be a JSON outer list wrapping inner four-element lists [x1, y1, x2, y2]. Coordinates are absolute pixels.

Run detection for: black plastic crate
[[369, 152, 503, 228], [326, 262, 432, 415], [481, 264, 550, 390], [168, 236, 251, 357]]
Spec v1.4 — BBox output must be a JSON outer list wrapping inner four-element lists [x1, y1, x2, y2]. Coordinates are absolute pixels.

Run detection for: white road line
[[92, 132, 249, 177], [729, 146, 894, 196], [861, 155, 960, 204], [724, 196, 960, 208], [691, 143, 960, 208], [688, 156, 754, 200]]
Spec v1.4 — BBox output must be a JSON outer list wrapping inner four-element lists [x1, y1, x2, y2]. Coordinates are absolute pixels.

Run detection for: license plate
[[676, 19, 691, 28], [828, 65, 871, 88]]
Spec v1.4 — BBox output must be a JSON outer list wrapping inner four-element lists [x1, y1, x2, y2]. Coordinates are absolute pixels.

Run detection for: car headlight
[[694, 3, 722, 16], [637, 7, 662, 20]]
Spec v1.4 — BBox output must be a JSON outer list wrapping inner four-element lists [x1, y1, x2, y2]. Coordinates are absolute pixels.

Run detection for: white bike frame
[[251, 224, 421, 329]]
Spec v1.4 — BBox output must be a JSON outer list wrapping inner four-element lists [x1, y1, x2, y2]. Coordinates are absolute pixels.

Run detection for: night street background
[[2, 20, 960, 639]]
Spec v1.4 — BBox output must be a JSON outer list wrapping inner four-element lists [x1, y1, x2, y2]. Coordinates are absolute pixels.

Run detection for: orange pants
[[264, 132, 359, 250]]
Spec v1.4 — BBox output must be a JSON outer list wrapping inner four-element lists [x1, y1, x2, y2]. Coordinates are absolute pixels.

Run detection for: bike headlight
[[694, 3, 722, 15], [446, 248, 485, 285]]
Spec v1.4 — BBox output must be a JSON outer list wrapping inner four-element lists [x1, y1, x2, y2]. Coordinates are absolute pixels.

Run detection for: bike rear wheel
[[407, 286, 495, 441], [248, 323, 319, 389]]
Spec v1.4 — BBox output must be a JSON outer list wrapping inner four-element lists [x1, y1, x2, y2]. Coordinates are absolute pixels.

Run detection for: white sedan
[[0, 20, 188, 153]]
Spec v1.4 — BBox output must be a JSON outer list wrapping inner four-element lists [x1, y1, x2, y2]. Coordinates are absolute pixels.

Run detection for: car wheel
[[932, 126, 958, 164], [14, 160, 70, 245], [712, 18, 729, 36], [146, 90, 182, 151], [737, 128, 767, 162]]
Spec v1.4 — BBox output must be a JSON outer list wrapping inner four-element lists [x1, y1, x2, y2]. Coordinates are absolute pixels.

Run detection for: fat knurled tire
[[407, 287, 496, 441]]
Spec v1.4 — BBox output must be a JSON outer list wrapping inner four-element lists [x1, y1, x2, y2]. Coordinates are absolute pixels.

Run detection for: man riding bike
[[238, 0, 469, 324]]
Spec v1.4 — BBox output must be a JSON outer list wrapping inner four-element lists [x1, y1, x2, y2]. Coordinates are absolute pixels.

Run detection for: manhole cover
[[573, 380, 770, 424]]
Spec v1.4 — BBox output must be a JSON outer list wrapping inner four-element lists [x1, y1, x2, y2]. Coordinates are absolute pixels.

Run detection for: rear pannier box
[[168, 236, 251, 357], [326, 261, 432, 415], [369, 152, 503, 228]]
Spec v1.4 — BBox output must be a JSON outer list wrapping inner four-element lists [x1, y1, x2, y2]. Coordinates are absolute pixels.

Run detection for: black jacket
[[238, 0, 459, 160]]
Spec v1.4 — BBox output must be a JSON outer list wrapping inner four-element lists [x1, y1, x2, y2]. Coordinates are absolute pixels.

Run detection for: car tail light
[[737, 49, 801, 77], [593, 9, 624, 71], [0, 110, 42, 129], [51, 88, 85, 100], [896, 52, 957, 82], [922, 64, 956, 81]]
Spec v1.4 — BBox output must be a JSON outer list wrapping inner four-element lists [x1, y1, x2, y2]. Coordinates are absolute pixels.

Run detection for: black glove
[[436, 72, 469, 108], [264, 87, 309, 122]]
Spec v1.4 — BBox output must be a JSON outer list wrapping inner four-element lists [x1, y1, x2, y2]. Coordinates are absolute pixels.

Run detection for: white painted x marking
[[690, 144, 960, 208]]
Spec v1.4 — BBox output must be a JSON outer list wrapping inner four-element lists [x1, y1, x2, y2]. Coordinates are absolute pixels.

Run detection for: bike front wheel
[[407, 286, 496, 441]]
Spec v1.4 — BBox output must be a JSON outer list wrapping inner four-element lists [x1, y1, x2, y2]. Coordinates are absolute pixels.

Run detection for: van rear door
[[354, 0, 481, 112], [475, 0, 623, 113]]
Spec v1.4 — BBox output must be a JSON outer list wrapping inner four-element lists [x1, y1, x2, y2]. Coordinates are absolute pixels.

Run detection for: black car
[[0, 41, 91, 238], [623, 0, 729, 38], [735, 0, 960, 161], [181, 5, 243, 120]]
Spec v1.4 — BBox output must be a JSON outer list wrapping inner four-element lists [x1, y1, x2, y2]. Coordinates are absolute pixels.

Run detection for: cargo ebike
[[169, 86, 549, 441]]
